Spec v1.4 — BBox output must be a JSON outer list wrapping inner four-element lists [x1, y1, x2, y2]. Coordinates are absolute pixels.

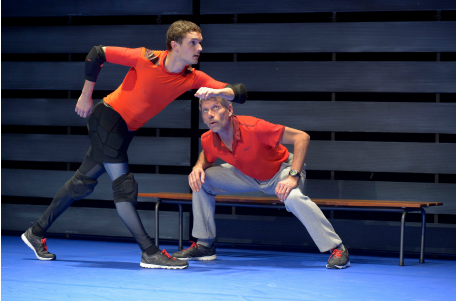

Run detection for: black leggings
[[34, 156, 158, 253]]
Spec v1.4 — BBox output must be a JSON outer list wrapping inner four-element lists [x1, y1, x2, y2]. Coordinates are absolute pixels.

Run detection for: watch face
[[290, 170, 298, 176]]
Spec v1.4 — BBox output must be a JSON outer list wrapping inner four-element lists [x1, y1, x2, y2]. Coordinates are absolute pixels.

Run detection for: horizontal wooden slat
[[201, 22, 456, 53], [305, 141, 456, 174], [1, 134, 190, 166], [200, 61, 456, 93], [1, 169, 190, 200], [2, 204, 190, 240], [1, 99, 191, 128], [1, 62, 128, 90], [1, 25, 168, 53], [201, 0, 456, 14], [139, 192, 442, 208], [200, 101, 456, 134], [4, 61, 456, 93], [3, 0, 192, 17], [4, 22, 456, 54], [199, 139, 456, 174]]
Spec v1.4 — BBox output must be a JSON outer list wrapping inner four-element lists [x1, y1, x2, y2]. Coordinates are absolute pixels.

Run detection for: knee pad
[[112, 172, 138, 204], [64, 170, 98, 200]]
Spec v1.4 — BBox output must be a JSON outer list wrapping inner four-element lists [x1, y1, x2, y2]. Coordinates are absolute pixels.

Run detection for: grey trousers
[[192, 154, 343, 252]]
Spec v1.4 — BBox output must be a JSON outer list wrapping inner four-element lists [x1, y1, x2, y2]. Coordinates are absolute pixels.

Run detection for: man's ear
[[228, 104, 234, 116], [170, 41, 179, 52]]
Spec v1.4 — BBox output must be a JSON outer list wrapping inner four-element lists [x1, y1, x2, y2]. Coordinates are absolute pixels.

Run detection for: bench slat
[[138, 192, 442, 208]]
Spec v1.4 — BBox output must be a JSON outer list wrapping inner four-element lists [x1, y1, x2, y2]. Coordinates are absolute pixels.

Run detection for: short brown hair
[[199, 97, 232, 112], [166, 20, 201, 51]]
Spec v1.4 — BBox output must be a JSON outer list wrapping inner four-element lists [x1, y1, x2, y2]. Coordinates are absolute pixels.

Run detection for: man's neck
[[164, 51, 186, 73], [217, 119, 234, 151]]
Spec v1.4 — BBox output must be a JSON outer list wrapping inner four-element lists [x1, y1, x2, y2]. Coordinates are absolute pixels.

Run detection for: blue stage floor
[[2, 235, 455, 300]]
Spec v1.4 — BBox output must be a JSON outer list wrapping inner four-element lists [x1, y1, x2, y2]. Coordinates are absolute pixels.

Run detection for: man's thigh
[[203, 164, 261, 195]]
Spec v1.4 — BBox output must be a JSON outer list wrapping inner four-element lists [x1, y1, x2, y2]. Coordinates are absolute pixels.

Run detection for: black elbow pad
[[225, 83, 247, 104], [85, 45, 106, 82]]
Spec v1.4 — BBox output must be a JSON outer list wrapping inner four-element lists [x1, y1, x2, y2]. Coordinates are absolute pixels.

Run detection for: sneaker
[[140, 249, 188, 269], [171, 241, 217, 261], [21, 227, 56, 261], [326, 244, 350, 269]]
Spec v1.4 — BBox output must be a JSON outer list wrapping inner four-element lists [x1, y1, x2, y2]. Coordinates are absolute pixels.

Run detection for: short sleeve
[[105, 47, 143, 67], [255, 119, 286, 148], [191, 70, 227, 90]]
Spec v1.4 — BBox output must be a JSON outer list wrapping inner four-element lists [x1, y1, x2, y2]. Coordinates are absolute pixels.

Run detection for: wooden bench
[[138, 192, 443, 266]]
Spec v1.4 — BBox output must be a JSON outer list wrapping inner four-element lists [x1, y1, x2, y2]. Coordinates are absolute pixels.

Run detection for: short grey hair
[[199, 96, 232, 111]]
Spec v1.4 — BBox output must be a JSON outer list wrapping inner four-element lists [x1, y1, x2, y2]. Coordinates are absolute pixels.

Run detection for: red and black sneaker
[[326, 244, 350, 269], [171, 241, 217, 261], [21, 227, 56, 261], [140, 249, 188, 269]]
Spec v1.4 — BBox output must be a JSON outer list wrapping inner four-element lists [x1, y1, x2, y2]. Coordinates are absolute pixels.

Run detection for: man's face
[[173, 31, 203, 65], [201, 98, 233, 133]]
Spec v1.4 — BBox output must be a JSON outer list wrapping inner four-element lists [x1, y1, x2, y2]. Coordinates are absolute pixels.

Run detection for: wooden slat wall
[[2, 99, 191, 128], [201, 22, 456, 53], [2, 0, 193, 17], [2, 0, 456, 244], [201, 101, 456, 134], [201, 0, 456, 14]]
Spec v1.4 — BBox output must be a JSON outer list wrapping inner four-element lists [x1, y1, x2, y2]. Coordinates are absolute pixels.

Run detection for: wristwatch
[[289, 169, 300, 177]]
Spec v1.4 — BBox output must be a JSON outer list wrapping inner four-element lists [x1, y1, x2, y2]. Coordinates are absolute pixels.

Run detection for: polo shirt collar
[[212, 115, 241, 150]]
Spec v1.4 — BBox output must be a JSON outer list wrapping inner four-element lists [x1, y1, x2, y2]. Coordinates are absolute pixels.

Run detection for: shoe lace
[[184, 241, 199, 251], [161, 250, 176, 260], [40, 238, 49, 252], [329, 248, 343, 259]]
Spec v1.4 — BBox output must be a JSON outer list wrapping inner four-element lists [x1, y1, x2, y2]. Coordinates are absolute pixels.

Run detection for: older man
[[172, 96, 349, 269]]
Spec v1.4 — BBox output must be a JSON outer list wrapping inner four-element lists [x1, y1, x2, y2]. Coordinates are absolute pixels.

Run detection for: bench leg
[[399, 210, 407, 266], [155, 199, 162, 248], [420, 208, 426, 263], [179, 204, 183, 251]]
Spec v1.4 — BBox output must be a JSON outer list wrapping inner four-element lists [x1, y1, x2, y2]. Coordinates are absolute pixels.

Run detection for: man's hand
[[275, 176, 299, 202], [194, 87, 224, 100], [75, 94, 94, 118], [189, 166, 206, 192]]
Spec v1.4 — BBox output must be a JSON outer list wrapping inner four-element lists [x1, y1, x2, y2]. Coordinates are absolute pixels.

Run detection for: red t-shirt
[[201, 115, 289, 181], [103, 47, 227, 131]]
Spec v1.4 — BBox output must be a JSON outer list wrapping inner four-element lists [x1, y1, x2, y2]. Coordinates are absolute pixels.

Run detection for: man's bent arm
[[281, 127, 310, 174], [189, 151, 215, 192]]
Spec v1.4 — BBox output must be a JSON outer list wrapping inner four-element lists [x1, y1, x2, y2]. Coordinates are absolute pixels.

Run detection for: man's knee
[[64, 170, 98, 200], [112, 172, 138, 204], [284, 189, 312, 210]]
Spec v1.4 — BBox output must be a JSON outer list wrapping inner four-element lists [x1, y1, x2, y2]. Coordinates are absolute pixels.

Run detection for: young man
[[21, 20, 247, 270], [172, 97, 349, 269]]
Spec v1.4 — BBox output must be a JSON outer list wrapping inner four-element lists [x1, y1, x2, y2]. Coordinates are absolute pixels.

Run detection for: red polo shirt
[[201, 115, 289, 181]]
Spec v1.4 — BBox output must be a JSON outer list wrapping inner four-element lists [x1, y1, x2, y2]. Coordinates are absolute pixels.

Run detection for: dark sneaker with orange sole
[[140, 249, 189, 269], [21, 227, 56, 261], [171, 241, 217, 261], [326, 244, 350, 269]]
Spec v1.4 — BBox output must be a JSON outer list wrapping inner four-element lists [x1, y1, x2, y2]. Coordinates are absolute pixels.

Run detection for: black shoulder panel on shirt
[[144, 49, 160, 66]]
